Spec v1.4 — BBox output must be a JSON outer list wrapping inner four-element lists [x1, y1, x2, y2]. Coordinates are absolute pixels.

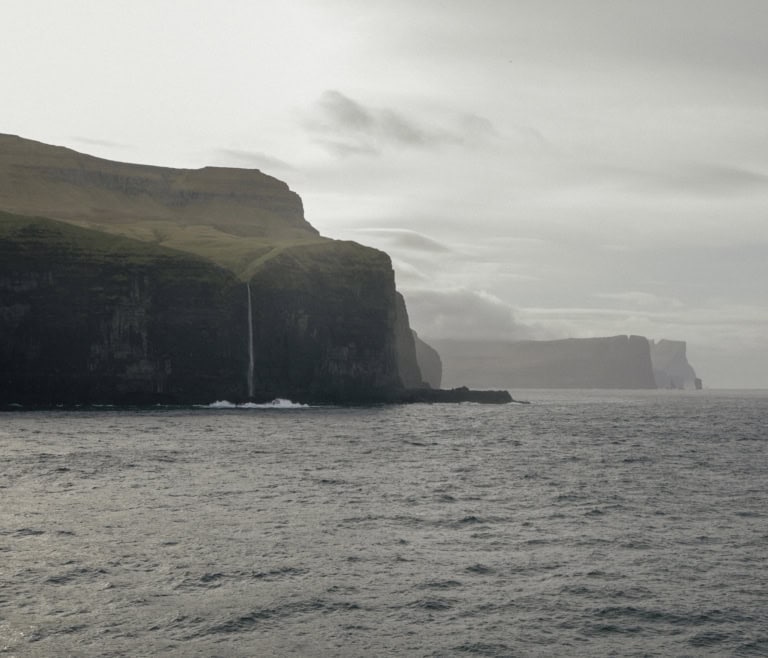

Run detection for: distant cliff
[[431, 335, 657, 389], [0, 135, 429, 404], [393, 293, 424, 389], [650, 339, 701, 389], [413, 331, 442, 388]]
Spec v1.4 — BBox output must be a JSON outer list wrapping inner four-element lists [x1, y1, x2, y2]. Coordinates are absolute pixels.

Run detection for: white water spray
[[246, 282, 254, 399]]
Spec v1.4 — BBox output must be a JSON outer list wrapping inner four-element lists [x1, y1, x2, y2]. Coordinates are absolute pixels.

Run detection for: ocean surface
[[1, 389, 767, 657]]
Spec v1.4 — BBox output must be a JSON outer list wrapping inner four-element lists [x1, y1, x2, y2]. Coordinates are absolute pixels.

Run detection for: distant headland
[[429, 335, 702, 391]]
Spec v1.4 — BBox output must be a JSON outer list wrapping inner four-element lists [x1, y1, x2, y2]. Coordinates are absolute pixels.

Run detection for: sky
[[2, 0, 767, 387]]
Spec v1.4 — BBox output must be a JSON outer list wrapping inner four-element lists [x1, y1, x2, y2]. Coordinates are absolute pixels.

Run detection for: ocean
[[1, 390, 766, 657]]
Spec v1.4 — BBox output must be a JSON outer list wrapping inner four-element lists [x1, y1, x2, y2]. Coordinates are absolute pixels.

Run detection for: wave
[[204, 399, 309, 409]]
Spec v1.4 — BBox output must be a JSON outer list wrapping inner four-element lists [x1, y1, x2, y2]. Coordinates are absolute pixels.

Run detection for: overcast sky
[[3, 0, 767, 387]]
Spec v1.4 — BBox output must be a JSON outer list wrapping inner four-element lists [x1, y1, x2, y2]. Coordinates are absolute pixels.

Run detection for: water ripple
[[0, 390, 766, 656]]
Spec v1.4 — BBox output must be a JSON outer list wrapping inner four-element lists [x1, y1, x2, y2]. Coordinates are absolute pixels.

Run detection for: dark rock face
[[246, 241, 404, 403], [431, 335, 657, 389], [0, 215, 247, 404], [393, 293, 424, 389], [413, 331, 442, 388], [1, 215, 410, 405], [650, 339, 701, 389]]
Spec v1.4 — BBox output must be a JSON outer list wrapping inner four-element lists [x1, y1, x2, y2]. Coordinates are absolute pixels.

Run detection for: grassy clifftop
[[0, 133, 332, 276], [244, 239, 394, 286], [1, 211, 205, 265]]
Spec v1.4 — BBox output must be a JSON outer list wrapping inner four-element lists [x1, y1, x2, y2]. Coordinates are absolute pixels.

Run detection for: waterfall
[[246, 282, 254, 399]]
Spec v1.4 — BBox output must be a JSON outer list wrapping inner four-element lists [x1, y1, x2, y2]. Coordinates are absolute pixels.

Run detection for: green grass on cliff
[[1, 210, 324, 279], [0, 135, 393, 281], [0, 212, 232, 280], [67, 216, 339, 280], [1, 211, 392, 287], [242, 239, 395, 295], [69, 215, 325, 276]]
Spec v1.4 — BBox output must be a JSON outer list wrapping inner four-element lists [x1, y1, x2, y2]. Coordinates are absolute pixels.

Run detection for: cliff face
[[0, 135, 424, 405], [1, 214, 410, 404], [431, 335, 657, 389], [413, 331, 442, 388], [246, 242, 404, 403], [650, 339, 701, 389], [0, 214, 247, 404], [393, 293, 424, 389]]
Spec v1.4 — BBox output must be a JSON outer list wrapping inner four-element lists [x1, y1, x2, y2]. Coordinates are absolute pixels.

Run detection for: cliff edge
[[0, 133, 316, 249], [0, 135, 436, 404]]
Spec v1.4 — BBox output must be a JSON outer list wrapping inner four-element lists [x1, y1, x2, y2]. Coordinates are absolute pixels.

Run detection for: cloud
[[519, 301, 768, 342], [352, 228, 451, 253], [458, 114, 500, 144], [306, 90, 496, 156], [71, 136, 127, 149], [593, 291, 685, 309], [402, 288, 537, 341], [390, 257, 430, 285], [663, 164, 768, 197], [334, 227, 457, 288], [677, 165, 768, 194], [605, 163, 768, 198], [214, 148, 294, 172]]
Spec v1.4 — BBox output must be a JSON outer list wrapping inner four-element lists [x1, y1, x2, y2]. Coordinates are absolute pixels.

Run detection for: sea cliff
[[431, 335, 657, 389], [650, 339, 702, 389], [0, 135, 472, 405], [0, 214, 246, 404], [413, 331, 442, 388], [0, 212, 412, 405]]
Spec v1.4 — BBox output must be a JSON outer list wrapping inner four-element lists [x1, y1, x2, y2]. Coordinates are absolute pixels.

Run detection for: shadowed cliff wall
[[1, 215, 412, 405], [246, 241, 404, 403], [413, 331, 442, 388], [394, 293, 424, 389], [0, 214, 247, 404]]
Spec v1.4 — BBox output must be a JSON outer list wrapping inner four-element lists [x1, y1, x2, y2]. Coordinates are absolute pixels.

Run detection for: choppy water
[[1, 390, 767, 657]]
